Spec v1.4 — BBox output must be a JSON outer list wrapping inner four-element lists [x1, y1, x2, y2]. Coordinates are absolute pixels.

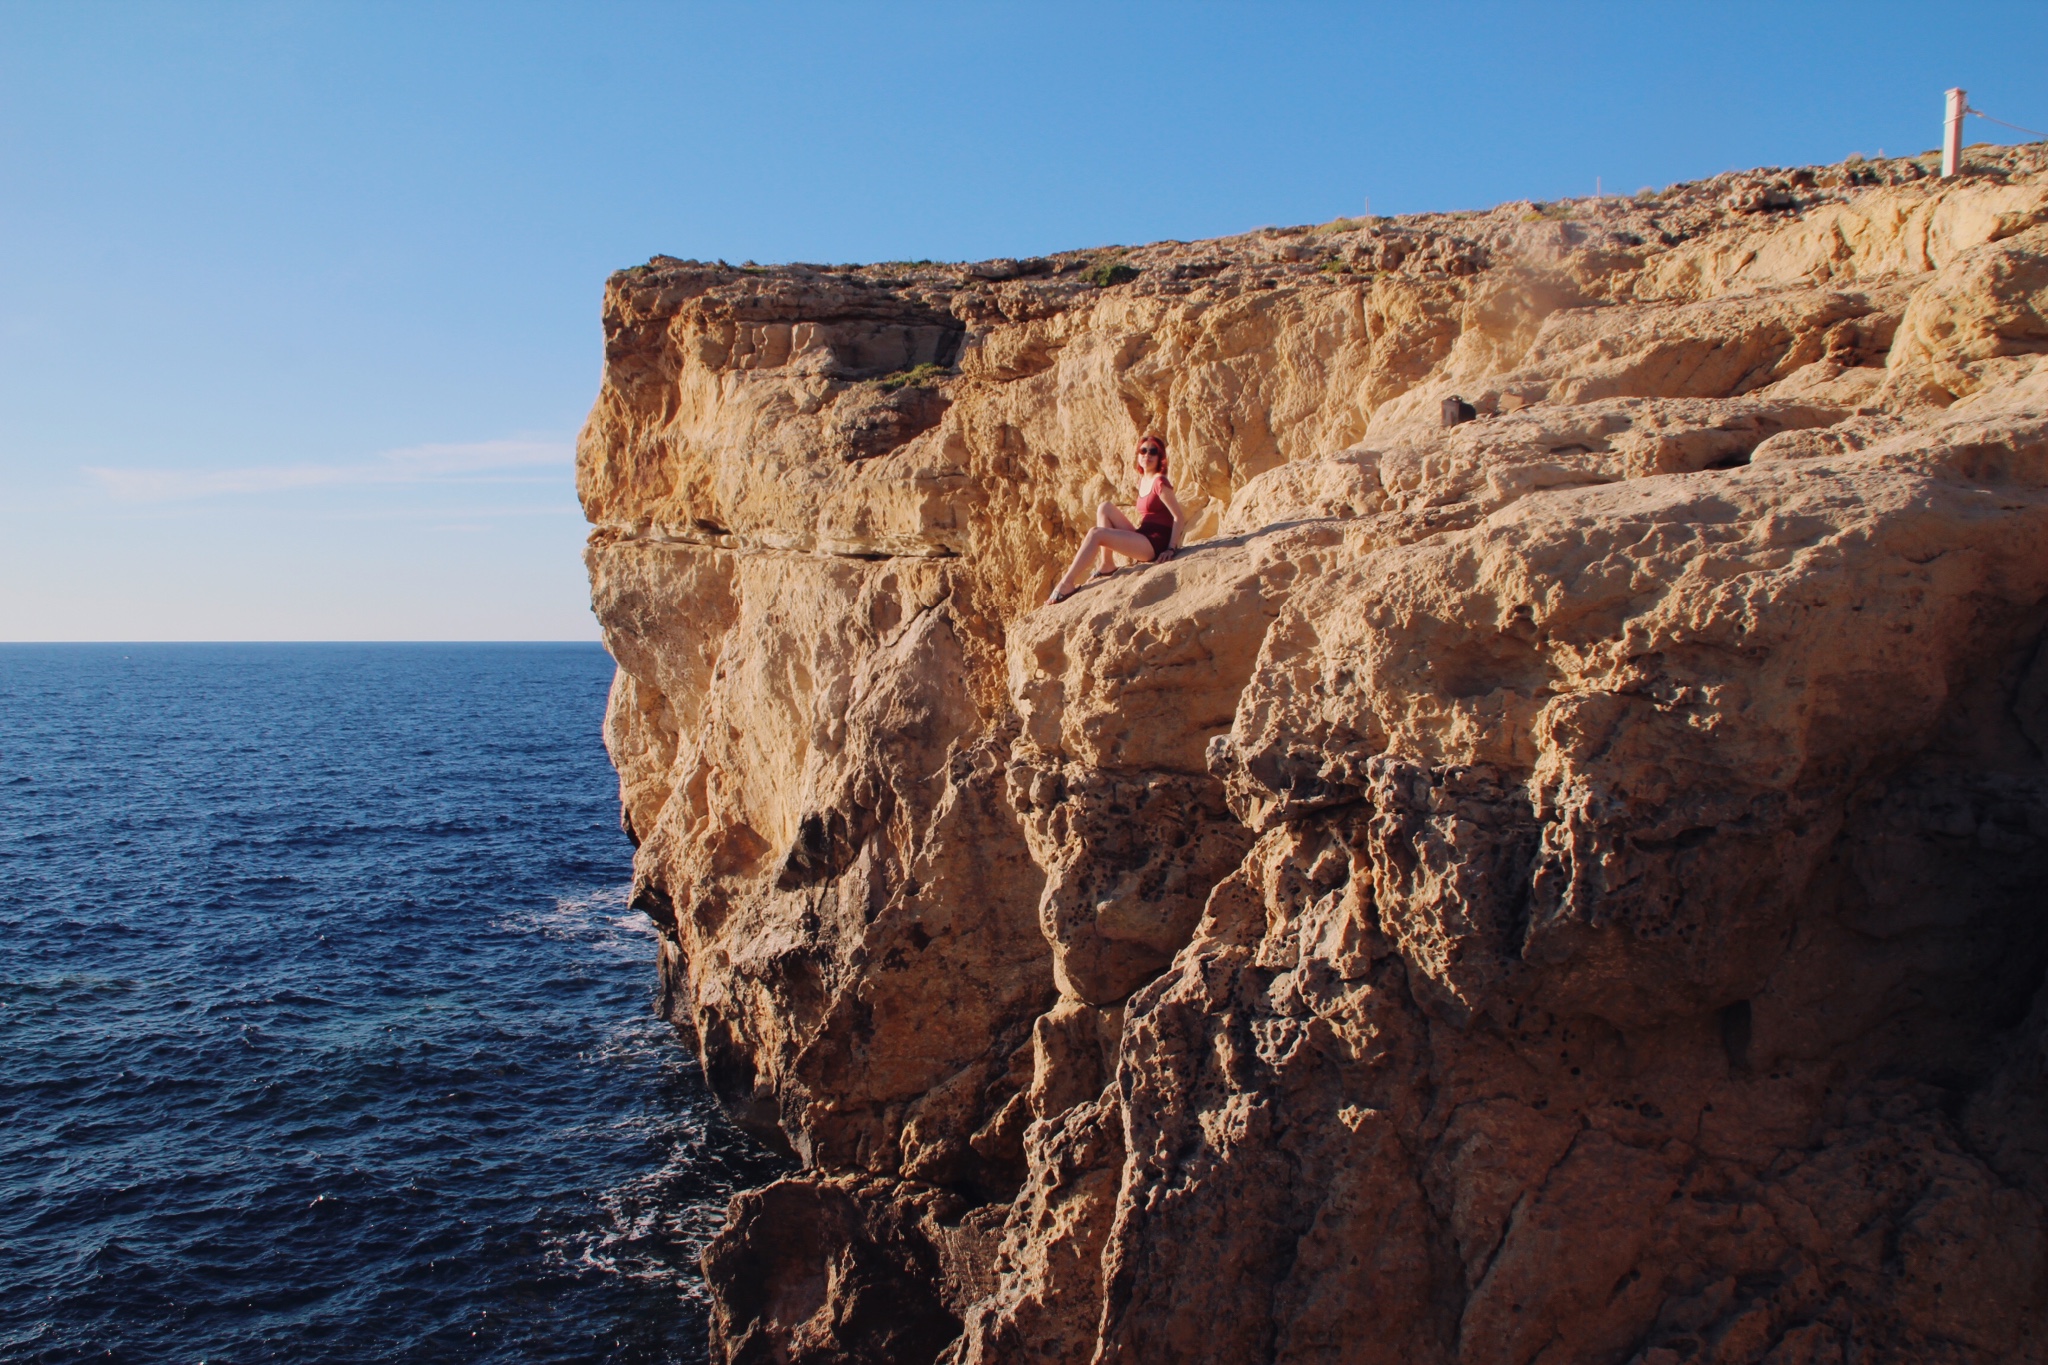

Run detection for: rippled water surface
[[0, 644, 780, 1364]]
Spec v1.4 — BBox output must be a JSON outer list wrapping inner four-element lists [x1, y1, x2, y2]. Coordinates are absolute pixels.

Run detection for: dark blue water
[[0, 644, 781, 1364]]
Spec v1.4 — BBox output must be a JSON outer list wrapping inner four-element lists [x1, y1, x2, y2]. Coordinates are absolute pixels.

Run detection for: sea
[[0, 643, 784, 1364]]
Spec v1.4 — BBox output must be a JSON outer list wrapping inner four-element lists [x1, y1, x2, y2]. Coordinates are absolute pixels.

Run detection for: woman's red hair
[[1134, 432, 1168, 480]]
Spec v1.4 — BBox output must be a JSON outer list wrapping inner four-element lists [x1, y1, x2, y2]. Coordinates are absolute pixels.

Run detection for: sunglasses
[[1138, 444, 1164, 454]]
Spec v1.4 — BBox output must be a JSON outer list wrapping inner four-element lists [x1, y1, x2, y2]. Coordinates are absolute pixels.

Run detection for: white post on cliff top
[[1944, 87, 1967, 177]]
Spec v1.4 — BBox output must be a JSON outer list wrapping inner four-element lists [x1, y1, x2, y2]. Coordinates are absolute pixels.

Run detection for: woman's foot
[[1090, 565, 1119, 582], [1045, 585, 1076, 606]]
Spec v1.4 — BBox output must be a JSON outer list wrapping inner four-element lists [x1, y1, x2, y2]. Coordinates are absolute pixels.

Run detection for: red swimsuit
[[1134, 476, 1174, 558]]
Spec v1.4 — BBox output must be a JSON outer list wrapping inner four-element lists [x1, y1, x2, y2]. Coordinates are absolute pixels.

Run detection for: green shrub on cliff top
[[875, 363, 952, 391], [1084, 261, 1140, 288]]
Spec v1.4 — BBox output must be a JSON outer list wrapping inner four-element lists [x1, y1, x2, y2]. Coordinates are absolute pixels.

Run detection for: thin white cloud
[[85, 439, 572, 503]]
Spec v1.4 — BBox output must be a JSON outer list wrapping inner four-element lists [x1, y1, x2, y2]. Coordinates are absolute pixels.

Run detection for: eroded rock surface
[[582, 146, 2048, 1364]]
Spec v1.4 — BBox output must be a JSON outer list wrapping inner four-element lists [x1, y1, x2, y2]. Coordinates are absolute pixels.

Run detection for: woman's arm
[[1158, 484, 1187, 558]]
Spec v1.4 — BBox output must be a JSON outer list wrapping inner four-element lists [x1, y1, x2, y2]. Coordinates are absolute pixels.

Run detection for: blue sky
[[3, 1, 2044, 640]]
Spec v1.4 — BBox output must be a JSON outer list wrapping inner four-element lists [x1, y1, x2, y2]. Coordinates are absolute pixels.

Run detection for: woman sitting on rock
[[1045, 433, 1184, 605]]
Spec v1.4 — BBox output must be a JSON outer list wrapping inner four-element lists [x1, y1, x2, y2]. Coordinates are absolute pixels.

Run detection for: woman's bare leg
[[1050, 526, 1154, 601], [1096, 501, 1136, 530], [1093, 502, 1136, 576]]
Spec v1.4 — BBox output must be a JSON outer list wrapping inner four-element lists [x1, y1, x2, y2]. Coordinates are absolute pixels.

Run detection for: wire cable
[[1968, 107, 2048, 140]]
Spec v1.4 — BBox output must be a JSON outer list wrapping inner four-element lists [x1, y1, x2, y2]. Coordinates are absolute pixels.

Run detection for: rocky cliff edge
[[581, 145, 2048, 1365]]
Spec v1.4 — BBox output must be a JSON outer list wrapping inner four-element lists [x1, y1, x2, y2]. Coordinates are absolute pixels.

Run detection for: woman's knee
[[1095, 501, 1117, 525]]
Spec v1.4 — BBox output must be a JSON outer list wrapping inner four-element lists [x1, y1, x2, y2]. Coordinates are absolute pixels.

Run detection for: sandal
[[1090, 566, 1119, 582], [1046, 586, 1076, 606]]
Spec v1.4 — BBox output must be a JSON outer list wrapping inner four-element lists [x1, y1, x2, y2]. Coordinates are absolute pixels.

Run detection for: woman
[[1045, 433, 1185, 605]]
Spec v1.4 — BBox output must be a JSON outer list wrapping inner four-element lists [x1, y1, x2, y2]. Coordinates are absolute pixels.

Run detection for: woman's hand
[[1157, 547, 1177, 564]]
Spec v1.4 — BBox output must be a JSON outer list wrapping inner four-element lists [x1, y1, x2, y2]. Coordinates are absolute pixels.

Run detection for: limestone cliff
[[581, 144, 2048, 1364]]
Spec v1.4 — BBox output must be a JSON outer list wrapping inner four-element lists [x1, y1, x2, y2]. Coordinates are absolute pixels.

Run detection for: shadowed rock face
[[582, 146, 2048, 1365]]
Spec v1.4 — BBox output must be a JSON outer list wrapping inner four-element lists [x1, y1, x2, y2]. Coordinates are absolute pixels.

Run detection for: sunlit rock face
[[582, 145, 2048, 1365]]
